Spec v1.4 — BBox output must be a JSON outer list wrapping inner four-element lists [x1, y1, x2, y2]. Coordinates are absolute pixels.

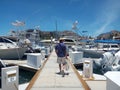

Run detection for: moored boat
[[0, 37, 27, 59]]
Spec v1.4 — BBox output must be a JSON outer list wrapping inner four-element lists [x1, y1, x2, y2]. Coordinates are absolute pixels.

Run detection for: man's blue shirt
[[55, 43, 66, 57]]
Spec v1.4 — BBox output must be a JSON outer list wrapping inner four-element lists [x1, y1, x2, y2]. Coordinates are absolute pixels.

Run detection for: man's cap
[[59, 38, 64, 42], [59, 38, 64, 41]]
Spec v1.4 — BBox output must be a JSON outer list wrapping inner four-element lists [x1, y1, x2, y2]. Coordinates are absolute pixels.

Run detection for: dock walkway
[[26, 50, 89, 90]]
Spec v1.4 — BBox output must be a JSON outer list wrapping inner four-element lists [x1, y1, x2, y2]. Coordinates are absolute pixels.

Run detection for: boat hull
[[0, 47, 27, 59], [78, 48, 103, 58]]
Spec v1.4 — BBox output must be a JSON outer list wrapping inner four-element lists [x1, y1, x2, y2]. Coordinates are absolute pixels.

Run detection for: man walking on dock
[[55, 38, 68, 77]]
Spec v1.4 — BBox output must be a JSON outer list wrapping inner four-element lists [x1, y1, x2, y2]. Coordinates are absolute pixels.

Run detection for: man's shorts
[[57, 57, 66, 64]]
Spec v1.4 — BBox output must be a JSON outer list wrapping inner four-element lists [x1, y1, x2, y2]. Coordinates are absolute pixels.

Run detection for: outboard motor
[[112, 50, 120, 71], [93, 52, 114, 69], [114, 51, 120, 65], [100, 52, 115, 73]]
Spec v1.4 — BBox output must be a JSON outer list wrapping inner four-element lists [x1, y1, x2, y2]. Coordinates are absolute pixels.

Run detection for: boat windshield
[[64, 39, 74, 42], [0, 37, 12, 43]]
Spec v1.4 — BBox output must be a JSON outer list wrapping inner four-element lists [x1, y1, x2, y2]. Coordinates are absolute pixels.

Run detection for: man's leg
[[57, 57, 61, 74], [61, 63, 65, 77], [59, 64, 61, 73]]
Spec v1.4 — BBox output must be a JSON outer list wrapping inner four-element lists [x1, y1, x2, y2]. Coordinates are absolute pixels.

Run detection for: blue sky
[[0, 0, 120, 37]]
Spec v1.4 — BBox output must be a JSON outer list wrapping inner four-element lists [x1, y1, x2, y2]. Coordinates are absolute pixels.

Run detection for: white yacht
[[0, 37, 27, 59], [78, 40, 120, 58], [94, 40, 120, 52], [96, 43, 120, 52]]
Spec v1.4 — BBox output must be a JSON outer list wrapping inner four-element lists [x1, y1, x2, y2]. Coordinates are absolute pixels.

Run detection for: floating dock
[[3, 50, 106, 90], [26, 50, 90, 90]]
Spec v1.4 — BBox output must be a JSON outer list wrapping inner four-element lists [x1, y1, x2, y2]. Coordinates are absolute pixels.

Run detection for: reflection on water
[[19, 68, 36, 84], [93, 67, 103, 75]]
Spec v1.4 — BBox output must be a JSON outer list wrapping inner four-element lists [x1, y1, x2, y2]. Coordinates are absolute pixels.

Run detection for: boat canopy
[[94, 40, 120, 44]]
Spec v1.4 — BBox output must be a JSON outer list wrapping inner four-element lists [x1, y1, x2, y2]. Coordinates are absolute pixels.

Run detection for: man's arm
[[55, 45, 58, 55]]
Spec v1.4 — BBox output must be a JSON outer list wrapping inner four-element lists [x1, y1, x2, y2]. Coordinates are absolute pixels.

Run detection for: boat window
[[64, 39, 74, 42], [111, 45, 118, 48], [103, 45, 110, 48]]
